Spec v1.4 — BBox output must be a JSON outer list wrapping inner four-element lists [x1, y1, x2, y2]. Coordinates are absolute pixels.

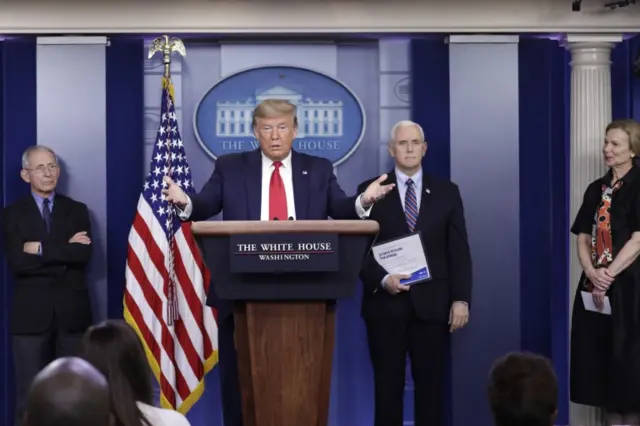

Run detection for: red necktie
[[269, 161, 288, 220]]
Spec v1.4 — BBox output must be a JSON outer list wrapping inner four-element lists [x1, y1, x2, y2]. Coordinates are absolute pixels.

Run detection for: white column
[[567, 33, 622, 426]]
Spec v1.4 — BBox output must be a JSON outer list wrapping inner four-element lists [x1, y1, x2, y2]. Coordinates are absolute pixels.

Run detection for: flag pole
[[148, 35, 187, 325]]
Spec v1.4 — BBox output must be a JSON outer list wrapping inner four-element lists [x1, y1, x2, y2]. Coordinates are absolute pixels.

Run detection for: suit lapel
[[383, 171, 410, 232], [244, 149, 262, 220], [414, 172, 431, 230], [50, 195, 68, 235], [24, 197, 47, 236], [291, 151, 309, 220]]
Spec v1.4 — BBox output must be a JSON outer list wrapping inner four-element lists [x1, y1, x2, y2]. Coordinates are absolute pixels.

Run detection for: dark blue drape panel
[[518, 38, 569, 426], [630, 36, 640, 123], [410, 37, 452, 426], [0, 38, 38, 426], [612, 39, 634, 121], [105, 37, 144, 319], [411, 38, 450, 179]]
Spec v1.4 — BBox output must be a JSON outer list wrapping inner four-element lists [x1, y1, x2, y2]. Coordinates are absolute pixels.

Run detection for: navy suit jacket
[[189, 149, 360, 317], [358, 171, 472, 323]]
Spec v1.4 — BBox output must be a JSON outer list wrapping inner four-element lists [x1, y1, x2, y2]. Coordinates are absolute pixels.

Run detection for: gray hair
[[389, 120, 425, 145], [22, 145, 58, 169]]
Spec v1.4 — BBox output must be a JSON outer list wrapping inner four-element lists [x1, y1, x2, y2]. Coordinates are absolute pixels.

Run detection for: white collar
[[261, 151, 292, 169]]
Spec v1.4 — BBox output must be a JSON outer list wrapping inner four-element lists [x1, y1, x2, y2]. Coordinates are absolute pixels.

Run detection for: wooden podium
[[191, 220, 379, 426]]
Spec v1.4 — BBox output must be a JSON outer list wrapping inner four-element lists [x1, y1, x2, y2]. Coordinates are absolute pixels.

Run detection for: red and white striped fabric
[[123, 78, 218, 414]]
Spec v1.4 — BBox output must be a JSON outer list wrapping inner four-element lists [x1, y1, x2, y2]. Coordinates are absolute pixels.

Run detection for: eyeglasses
[[25, 164, 59, 175]]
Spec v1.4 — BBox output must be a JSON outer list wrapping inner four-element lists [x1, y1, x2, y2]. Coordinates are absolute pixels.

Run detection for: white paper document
[[581, 291, 612, 315], [371, 233, 431, 285]]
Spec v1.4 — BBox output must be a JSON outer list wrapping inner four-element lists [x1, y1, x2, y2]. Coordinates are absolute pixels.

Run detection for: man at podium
[[358, 120, 473, 426], [162, 99, 393, 426]]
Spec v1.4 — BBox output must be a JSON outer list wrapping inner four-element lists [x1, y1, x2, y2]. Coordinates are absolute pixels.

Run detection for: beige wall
[[0, 0, 637, 34]]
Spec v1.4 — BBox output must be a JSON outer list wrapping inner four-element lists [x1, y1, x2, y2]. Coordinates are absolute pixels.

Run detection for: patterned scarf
[[585, 179, 623, 292]]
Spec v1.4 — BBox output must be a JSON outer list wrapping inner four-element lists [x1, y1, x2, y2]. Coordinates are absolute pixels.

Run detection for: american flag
[[123, 77, 218, 413]]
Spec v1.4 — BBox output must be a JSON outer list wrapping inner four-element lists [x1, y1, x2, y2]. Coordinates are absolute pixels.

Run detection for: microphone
[[288, 216, 294, 220], [272, 217, 279, 220]]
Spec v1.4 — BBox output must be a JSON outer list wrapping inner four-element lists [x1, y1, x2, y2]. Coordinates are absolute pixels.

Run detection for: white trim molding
[[36, 36, 109, 46], [564, 34, 625, 44], [0, 0, 638, 34]]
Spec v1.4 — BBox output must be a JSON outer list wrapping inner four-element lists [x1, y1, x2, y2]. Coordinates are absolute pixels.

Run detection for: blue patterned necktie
[[42, 198, 51, 233], [405, 179, 418, 231]]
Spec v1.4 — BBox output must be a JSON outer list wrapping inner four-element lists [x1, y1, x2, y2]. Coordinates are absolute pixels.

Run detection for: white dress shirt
[[260, 151, 296, 220], [178, 151, 371, 220], [136, 401, 191, 426]]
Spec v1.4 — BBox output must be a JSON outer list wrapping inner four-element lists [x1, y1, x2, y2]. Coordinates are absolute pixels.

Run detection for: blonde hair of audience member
[[487, 352, 557, 426], [252, 99, 298, 162], [81, 320, 190, 426], [22, 357, 112, 426]]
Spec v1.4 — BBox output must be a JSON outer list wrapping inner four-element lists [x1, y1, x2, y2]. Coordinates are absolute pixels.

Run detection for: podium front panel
[[197, 232, 374, 300]]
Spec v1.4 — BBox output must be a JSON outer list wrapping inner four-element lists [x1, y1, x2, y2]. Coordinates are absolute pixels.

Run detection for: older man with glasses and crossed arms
[[2, 145, 94, 426]]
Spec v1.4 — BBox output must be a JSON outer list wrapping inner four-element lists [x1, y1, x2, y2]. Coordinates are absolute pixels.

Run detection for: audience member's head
[[487, 352, 558, 426], [81, 319, 154, 426], [22, 357, 111, 426]]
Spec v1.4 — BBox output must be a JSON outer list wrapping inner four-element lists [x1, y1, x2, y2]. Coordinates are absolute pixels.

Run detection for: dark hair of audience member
[[487, 352, 558, 426], [81, 320, 154, 426]]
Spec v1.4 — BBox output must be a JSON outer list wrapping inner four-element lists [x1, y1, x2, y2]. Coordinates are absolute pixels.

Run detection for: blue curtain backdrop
[[412, 38, 451, 181], [410, 36, 452, 426], [105, 36, 144, 320], [633, 36, 640, 122], [517, 37, 569, 426], [0, 37, 38, 426], [612, 36, 637, 122]]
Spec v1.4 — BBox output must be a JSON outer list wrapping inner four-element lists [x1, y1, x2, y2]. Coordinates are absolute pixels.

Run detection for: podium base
[[234, 301, 336, 426]]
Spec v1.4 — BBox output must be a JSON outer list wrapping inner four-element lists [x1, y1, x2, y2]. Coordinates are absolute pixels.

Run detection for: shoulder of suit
[[581, 178, 605, 198], [215, 151, 246, 168], [4, 194, 34, 213], [425, 174, 460, 192], [55, 194, 89, 211], [296, 152, 332, 168]]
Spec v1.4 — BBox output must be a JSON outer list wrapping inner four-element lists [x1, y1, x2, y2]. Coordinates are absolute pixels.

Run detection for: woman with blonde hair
[[570, 119, 640, 425]]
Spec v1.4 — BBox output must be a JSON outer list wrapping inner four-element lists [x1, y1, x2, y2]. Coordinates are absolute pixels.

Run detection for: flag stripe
[[174, 228, 215, 348], [124, 77, 218, 414]]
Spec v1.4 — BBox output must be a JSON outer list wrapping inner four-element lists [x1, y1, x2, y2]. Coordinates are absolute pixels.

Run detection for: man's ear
[[20, 169, 30, 184]]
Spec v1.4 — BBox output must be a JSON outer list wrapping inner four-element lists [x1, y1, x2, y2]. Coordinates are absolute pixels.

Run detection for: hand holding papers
[[371, 233, 431, 286], [581, 291, 612, 315]]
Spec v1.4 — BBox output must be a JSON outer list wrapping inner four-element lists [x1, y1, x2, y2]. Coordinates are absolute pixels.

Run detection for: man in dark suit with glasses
[[2, 145, 94, 426]]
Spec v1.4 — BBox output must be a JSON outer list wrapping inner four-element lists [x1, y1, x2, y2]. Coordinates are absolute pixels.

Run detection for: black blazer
[[2, 194, 93, 334], [358, 170, 473, 322]]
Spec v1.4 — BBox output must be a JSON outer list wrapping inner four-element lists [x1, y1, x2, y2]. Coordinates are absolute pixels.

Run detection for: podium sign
[[230, 233, 339, 273]]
